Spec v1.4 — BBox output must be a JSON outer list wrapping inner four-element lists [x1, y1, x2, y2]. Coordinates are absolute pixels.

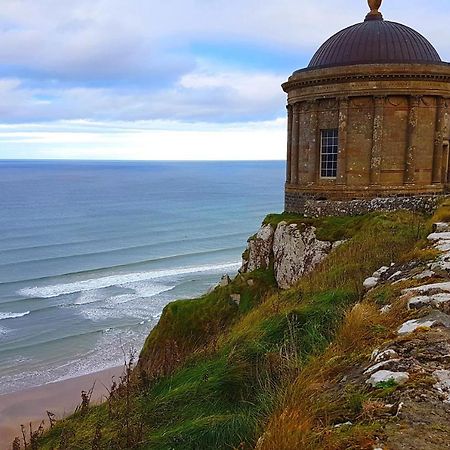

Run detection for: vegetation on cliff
[[30, 206, 443, 450]]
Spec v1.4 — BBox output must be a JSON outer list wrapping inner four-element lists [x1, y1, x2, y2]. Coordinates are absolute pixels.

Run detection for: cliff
[[32, 201, 450, 450]]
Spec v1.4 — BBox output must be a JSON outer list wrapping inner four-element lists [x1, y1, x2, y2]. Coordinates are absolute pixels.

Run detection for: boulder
[[366, 370, 409, 387], [363, 277, 379, 290]]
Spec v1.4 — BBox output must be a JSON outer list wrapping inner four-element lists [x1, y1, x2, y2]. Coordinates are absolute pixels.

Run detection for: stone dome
[[308, 19, 441, 69]]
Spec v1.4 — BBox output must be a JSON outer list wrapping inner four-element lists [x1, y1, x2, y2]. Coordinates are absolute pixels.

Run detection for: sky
[[1, 0, 450, 160]]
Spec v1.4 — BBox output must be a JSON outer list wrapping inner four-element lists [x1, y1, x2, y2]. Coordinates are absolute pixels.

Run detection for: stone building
[[283, 0, 450, 216]]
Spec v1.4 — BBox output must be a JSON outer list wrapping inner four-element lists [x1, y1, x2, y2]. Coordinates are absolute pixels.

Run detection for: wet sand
[[0, 366, 123, 449]]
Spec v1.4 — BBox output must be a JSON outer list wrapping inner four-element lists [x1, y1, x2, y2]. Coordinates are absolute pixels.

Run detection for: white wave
[[73, 290, 106, 305], [18, 262, 240, 299], [127, 282, 175, 299], [0, 311, 30, 320]]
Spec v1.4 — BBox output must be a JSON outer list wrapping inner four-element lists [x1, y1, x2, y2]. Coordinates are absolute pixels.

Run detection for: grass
[[258, 301, 410, 450], [35, 209, 431, 450], [262, 211, 371, 242]]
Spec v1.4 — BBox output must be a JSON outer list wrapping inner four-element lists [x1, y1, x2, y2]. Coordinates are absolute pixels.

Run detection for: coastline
[[0, 366, 123, 449]]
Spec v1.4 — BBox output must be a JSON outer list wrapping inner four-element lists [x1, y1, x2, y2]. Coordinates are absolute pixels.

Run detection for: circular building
[[283, 0, 450, 216]]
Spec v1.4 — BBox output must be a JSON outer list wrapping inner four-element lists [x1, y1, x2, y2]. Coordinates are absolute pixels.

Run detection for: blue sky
[[1, 0, 450, 160]]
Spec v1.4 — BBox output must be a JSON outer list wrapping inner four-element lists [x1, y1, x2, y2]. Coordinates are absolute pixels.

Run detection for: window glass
[[320, 129, 338, 178]]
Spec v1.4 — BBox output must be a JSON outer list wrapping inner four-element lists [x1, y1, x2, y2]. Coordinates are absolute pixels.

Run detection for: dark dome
[[308, 20, 441, 69]]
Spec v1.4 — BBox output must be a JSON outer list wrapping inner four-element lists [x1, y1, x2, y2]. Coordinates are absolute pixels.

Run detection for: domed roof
[[308, 7, 441, 69]]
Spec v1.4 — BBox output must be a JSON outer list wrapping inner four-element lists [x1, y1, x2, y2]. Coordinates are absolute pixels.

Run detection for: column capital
[[409, 95, 422, 106], [337, 95, 349, 103], [292, 102, 301, 114], [374, 95, 386, 105]]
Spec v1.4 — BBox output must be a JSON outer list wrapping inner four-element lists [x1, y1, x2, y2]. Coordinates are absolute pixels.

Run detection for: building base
[[285, 191, 444, 217]]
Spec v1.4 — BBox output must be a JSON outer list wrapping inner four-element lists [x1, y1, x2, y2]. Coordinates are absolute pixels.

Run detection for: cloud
[[1, 0, 450, 159], [0, 62, 286, 123]]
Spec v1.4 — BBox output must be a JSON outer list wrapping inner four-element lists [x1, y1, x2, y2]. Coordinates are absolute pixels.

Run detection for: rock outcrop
[[241, 221, 333, 289], [242, 224, 274, 272]]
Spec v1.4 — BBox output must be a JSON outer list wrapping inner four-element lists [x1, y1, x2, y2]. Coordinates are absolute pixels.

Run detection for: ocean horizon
[[0, 160, 284, 394]]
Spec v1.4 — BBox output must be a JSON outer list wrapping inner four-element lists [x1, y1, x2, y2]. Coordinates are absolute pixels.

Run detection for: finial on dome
[[365, 0, 383, 21]]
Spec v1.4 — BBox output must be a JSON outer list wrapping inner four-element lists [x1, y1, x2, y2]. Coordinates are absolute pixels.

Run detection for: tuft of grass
[[258, 300, 409, 450]]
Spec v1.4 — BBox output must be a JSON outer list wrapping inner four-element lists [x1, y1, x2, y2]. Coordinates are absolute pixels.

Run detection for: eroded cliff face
[[241, 221, 335, 289]]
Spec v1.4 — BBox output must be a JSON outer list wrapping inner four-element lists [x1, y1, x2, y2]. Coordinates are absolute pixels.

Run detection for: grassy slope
[[36, 209, 433, 450]]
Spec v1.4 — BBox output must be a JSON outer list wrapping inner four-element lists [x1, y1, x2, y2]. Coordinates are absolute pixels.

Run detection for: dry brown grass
[[432, 199, 450, 223], [258, 302, 410, 450]]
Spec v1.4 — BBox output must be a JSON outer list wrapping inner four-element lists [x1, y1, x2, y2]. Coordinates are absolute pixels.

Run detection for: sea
[[0, 160, 284, 395]]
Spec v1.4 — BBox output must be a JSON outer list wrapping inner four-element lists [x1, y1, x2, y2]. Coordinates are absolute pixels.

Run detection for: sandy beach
[[0, 366, 123, 449]]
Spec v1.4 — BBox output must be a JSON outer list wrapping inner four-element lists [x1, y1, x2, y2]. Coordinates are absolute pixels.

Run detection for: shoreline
[[0, 366, 123, 449]]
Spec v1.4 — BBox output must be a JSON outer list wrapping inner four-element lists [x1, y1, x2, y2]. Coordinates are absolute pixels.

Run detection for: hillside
[[17, 201, 450, 449]]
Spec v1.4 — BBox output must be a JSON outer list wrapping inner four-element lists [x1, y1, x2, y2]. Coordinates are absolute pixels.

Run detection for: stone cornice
[[282, 63, 450, 93]]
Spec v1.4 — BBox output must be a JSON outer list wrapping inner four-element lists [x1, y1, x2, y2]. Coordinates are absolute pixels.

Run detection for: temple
[[283, 0, 450, 216]]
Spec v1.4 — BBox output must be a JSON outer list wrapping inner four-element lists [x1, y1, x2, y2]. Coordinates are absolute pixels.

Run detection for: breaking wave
[[0, 311, 30, 320], [18, 262, 240, 299]]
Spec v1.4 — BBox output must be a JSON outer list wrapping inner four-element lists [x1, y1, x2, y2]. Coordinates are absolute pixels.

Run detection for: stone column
[[308, 100, 319, 183], [337, 97, 349, 185], [432, 97, 445, 184], [286, 105, 293, 184], [290, 103, 300, 185], [370, 96, 385, 185], [405, 96, 421, 184]]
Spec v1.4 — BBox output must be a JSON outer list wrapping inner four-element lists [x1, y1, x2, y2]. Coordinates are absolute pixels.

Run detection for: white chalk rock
[[434, 240, 450, 252], [363, 277, 379, 290], [272, 222, 332, 289], [230, 294, 241, 305], [373, 266, 389, 279], [398, 318, 437, 335], [364, 359, 401, 375], [219, 274, 231, 287], [366, 370, 409, 387], [432, 259, 450, 271], [398, 311, 450, 335], [403, 281, 450, 295], [374, 349, 399, 363], [407, 296, 432, 310], [433, 222, 450, 233], [414, 270, 435, 280], [388, 270, 402, 280], [433, 369, 450, 403], [242, 224, 274, 272], [427, 232, 450, 241]]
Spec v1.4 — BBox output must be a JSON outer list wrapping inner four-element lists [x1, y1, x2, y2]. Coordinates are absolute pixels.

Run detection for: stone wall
[[285, 192, 442, 217]]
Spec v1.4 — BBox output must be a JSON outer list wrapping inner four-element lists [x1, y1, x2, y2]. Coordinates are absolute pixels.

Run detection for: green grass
[[262, 211, 406, 242], [35, 209, 431, 450]]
